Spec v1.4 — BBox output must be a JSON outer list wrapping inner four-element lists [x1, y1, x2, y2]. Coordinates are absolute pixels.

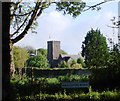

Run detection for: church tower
[[47, 41, 60, 67]]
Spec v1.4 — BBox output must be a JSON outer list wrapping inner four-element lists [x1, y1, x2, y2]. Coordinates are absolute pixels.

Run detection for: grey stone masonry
[[47, 41, 60, 67]]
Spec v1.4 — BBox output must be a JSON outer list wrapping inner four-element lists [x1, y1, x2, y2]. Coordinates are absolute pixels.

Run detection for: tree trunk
[[18, 68, 22, 79], [10, 43, 15, 79], [2, 2, 13, 100]]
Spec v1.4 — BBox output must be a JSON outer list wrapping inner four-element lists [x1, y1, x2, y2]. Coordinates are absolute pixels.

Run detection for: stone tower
[[47, 41, 60, 67]]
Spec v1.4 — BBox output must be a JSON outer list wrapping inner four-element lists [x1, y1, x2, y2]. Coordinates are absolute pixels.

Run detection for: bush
[[45, 78, 60, 85], [100, 90, 120, 100], [89, 92, 100, 100], [11, 73, 30, 86], [58, 75, 89, 82], [58, 61, 69, 68], [89, 66, 120, 91]]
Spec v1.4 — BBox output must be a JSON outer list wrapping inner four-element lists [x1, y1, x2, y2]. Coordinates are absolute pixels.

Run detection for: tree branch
[[11, 2, 43, 44], [11, 10, 33, 17], [11, 0, 115, 44], [10, 13, 31, 38], [82, 0, 115, 12], [10, 0, 22, 22]]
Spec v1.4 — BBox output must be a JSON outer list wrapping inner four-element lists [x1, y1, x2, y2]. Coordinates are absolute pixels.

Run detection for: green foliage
[[58, 75, 89, 82], [90, 66, 120, 91], [45, 78, 60, 85], [58, 60, 83, 69], [77, 58, 86, 67], [88, 44, 120, 91], [60, 49, 68, 55], [56, 1, 86, 18], [26, 48, 49, 68], [69, 59, 83, 69], [12, 86, 120, 100], [37, 48, 47, 57], [89, 91, 100, 100], [13, 46, 29, 68], [39, 90, 120, 101], [27, 55, 48, 68], [70, 60, 76, 66], [100, 90, 120, 100], [107, 44, 120, 67], [11, 73, 29, 86], [82, 28, 109, 68], [10, 1, 86, 44], [11, 71, 120, 100], [58, 61, 69, 68]]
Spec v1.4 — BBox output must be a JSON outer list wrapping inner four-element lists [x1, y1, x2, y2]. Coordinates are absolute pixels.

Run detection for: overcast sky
[[14, 1, 119, 54]]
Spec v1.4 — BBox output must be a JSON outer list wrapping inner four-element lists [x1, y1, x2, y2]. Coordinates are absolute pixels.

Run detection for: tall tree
[[82, 28, 109, 68], [13, 46, 29, 78], [108, 44, 120, 66], [2, 2, 12, 100], [77, 58, 86, 67], [37, 48, 47, 57]]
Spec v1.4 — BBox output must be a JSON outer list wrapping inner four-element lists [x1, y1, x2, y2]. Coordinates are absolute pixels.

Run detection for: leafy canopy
[[10, 0, 86, 44], [27, 55, 48, 68], [82, 28, 109, 68], [13, 46, 29, 68]]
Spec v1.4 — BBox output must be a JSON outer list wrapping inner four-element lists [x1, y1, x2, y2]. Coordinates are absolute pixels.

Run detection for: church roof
[[60, 54, 81, 61]]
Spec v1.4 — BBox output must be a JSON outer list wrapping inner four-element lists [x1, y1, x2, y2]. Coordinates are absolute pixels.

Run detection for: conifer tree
[[82, 28, 109, 68]]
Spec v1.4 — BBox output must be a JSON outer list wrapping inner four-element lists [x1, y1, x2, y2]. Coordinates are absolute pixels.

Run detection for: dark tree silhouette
[[2, 2, 12, 100]]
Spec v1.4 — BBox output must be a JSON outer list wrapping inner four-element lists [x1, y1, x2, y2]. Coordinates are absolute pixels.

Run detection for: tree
[[60, 49, 68, 55], [27, 55, 48, 68], [13, 46, 29, 78], [58, 61, 69, 68], [68, 59, 82, 68], [77, 58, 86, 67], [26, 48, 49, 68], [37, 48, 47, 57], [13, 46, 29, 68], [2, 2, 12, 100], [82, 28, 109, 68], [108, 44, 120, 66]]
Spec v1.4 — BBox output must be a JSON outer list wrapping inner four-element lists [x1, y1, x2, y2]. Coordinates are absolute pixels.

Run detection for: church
[[47, 40, 82, 68]]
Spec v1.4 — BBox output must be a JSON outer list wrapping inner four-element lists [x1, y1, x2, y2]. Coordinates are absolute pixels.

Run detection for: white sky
[[14, 1, 119, 54]]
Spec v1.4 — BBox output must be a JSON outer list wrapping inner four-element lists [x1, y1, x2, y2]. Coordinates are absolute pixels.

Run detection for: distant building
[[47, 41, 61, 67], [47, 40, 82, 68], [59, 54, 82, 63]]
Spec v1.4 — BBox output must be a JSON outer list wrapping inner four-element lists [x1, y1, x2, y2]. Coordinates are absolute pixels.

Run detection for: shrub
[[89, 91, 100, 100], [100, 90, 120, 100], [45, 78, 60, 85], [58, 61, 69, 68]]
